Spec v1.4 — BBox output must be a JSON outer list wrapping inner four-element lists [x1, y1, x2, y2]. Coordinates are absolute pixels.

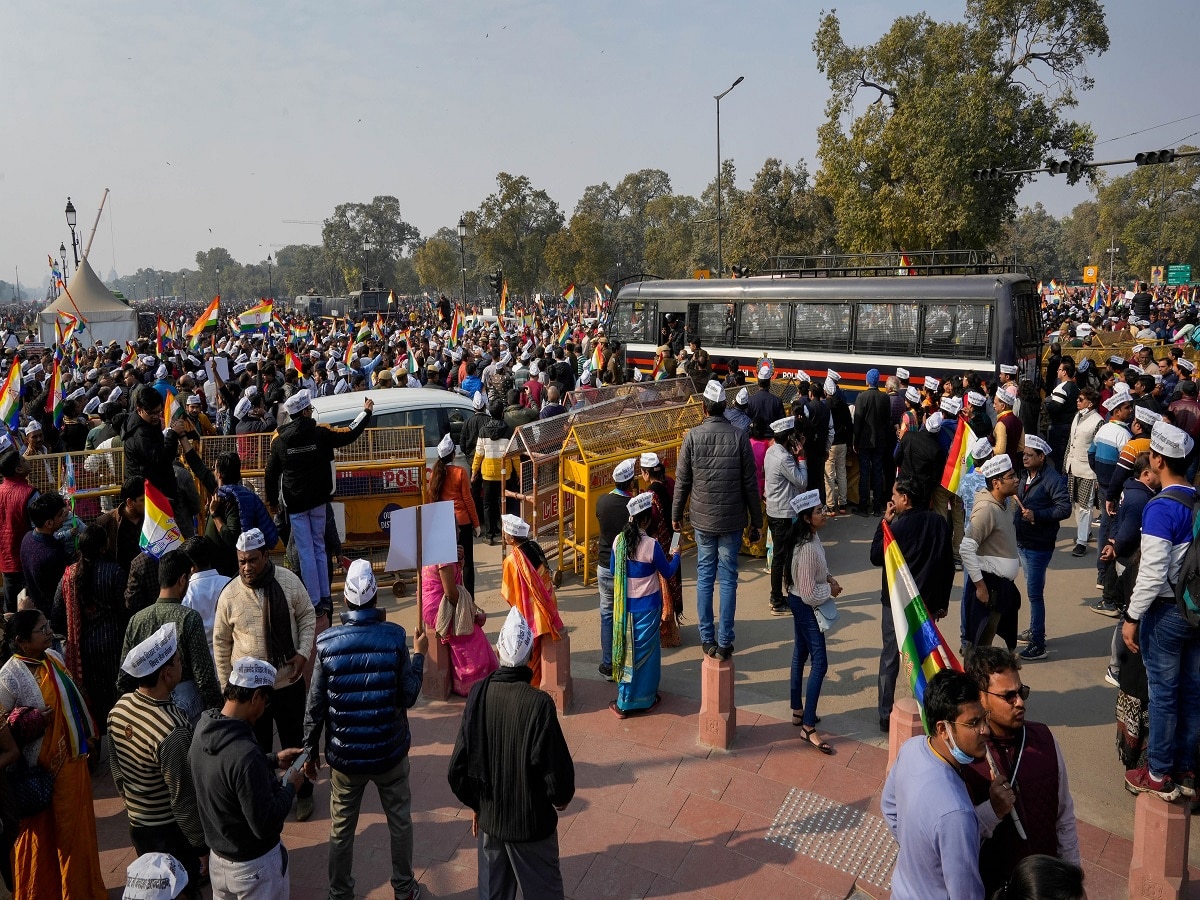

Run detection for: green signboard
[[1168, 264, 1192, 285]]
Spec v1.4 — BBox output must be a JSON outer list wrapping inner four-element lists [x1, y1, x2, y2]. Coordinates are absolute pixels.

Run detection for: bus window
[[793, 304, 851, 352], [1013, 291, 1042, 355], [921, 304, 991, 359], [737, 302, 789, 350], [611, 301, 655, 343], [694, 303, 735, 345], [854, 303, 919, 355]]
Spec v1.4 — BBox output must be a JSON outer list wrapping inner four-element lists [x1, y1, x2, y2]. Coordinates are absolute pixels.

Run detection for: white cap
[[233, 362, 248, 375], [613, 458, 637, 483], [1108, 355, 1127, 367], [923, 376, 940, 391], [735, 388, 749, 406], [896, 367, 910, 381], [940, 396, 962, 416], [243, 385, 259, 399], [702, 381, 725, 403], [155, 364, 168, 379], [1024, 434, 1051, 455], [980, 454, 1013, 479], [966, 391, 986, 407], [335, 379, 350, 394], [1179, 359, 1196, 373], [789, 489, 822, 516], [904, 386, 920, 404], [472, 391, 486, 410], [434, 433, 454, 458], [999, 364, 1019, 375], [283, 390, 311, 415], [529, 362, 540, 377], [627, 492, 654, 517], [1131, 344, 1145, 354], [501, 514, 530, 538], [823, 378, 837, 396], [1134, 405, 1161, 427], [123, 852, 188, 900], [1128, 364, 1144, 375], [1151, 421, 1194, 459], [234, 397, 252, 419], [229, 657, 277, 689], [994, 388, 1015, 406], [969, 436, 994, 461], [496, 607, 533, 667], [109, 385, 123, 401], [770, 416, 795, 435], [632, 368, 643, 382], [1076, 323, 1093, 337], [83, 396, 101, 415], [1102, 393, 1132, 413], [66, 387, 86, 402], [343, 559, 378, 606], [235, 528, 266, 552], [795, 370, 810, 383], [639, 452, 660, 469], [24, 420, 41, 434], [826, 369, 841, 382], [120, 623, 178, 678], [924, 412, 944, 433], [186, 393, 201, 407]]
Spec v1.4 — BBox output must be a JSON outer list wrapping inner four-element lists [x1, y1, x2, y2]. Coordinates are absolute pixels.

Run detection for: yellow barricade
[[558, 401, 705, 585], [23, 448, 125, 523]]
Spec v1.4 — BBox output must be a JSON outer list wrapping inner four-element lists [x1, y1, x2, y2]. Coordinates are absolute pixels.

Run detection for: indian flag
[[356, 320, 372, 342], [407, 350, 419, 374], [58, 312, 80, 345], [882, 521, 961, 733], [164, 388, 184, 429], [188, 297, 221, 339], [590, 344, 603, 371], [563, 283, 576, 305], [284, 348, 303, 373], [343, 340, 354, 367], [0, 358, 20, 432], [121, 342, 138, 366], [44, 358, 64, 427], [939, 417, 974, 493], [140, 480, 184, 559]]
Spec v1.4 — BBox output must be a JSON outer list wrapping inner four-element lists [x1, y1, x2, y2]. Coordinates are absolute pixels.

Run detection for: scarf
[[8, 651, 96, 760], [461, 666, 532, 791], [251, 560, 297, 667], [62, 562, 85, 687], [611, 531, 635, 684]]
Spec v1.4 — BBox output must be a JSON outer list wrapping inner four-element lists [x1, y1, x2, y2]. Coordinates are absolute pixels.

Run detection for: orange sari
[[500, 543, 563, 686], [11, 663, 105, 900]]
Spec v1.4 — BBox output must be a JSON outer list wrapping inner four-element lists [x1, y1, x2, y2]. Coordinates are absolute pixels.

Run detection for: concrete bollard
[[698, 655, 736, 749], [540, 632, 574, 714], [1129, 792, 1190, 899], [421, 634, 453, 702], [887, 698, 924, 772]]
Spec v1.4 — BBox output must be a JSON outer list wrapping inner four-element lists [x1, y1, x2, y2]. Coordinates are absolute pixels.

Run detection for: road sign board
[[1151, 266, 1165, 285], [1082, 266, 1098, 284], [1168, 264, 1192, 286]]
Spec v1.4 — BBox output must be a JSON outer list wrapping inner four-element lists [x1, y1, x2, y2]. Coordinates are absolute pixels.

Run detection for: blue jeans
[[1142, 600, 1200, 777], [857, 449, 885, 513], [695, 530, 741, 647], [787, 594, 828, 725], [290, 505, 330, 603], [1018, 546, 1054, 645], [596, 565, 614, 668]]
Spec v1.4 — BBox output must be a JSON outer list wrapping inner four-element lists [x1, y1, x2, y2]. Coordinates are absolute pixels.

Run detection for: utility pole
[[1106, 235, 1119, 290]]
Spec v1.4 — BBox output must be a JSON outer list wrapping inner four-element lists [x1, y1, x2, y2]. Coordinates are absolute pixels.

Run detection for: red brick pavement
[[83, 677, 1200, 899]]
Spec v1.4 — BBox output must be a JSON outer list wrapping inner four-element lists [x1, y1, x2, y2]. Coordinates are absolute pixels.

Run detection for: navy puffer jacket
[[303, 608, 424, 775]]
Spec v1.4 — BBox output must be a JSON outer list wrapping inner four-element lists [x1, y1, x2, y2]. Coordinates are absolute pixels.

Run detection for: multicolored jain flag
[[939, 417, 974, 493], [140, 480, 184, 559], [881, 521, 961, 733]]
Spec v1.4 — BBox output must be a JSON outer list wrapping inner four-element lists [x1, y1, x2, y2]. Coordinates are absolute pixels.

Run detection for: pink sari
[[421, 562, 498, 696]]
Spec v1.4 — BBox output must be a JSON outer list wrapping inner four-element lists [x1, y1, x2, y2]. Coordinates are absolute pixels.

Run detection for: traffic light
[[971, 168, 1005, 181], [1135, 149, 1176, 166], [487, 268, 503, 295], [1045, 159, 1085, 177]]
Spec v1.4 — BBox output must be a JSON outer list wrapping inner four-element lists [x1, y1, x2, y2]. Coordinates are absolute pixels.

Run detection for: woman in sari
[[50, 524, 125, 736], [426, 432, 482, 594], [610, 492, 680, 718], [639, 452, 683, 648], [0, 610, 106, 899], [421, 540, 497, 696], [499, 513, 563, 686]]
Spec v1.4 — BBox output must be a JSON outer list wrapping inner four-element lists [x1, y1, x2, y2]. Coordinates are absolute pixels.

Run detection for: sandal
[[791, 710, 820, 726], [609, 700, 627, 720], [799, 725, 834, 755]]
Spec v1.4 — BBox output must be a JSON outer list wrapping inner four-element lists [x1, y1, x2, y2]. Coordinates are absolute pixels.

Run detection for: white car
[[309, 387, 475, 465]]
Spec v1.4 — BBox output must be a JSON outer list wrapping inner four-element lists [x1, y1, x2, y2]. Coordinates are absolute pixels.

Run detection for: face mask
[[942, 724, 975, 766]]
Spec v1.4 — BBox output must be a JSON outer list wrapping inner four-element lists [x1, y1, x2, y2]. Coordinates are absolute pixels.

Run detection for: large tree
[[813, 0, 1109, 252], [412, 237, 462, 296], [465, 173, 564, 296], [990, 202, 1066, 280], [723, 158, 836, 270], [321, 196, 421, 292]]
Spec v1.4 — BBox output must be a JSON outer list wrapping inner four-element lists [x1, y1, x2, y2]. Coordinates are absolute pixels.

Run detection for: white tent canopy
[[38, 257, 137, 348]]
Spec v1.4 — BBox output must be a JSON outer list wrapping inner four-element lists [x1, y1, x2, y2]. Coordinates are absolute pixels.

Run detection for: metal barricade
[[563, 376, 697, 410], [557, 402, 705, 585], [741, 374, 810, 410], [24, 448, 124, 522]]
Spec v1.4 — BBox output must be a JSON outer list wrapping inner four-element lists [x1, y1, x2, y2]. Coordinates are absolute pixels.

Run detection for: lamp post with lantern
[[457, 217, 468, 302]]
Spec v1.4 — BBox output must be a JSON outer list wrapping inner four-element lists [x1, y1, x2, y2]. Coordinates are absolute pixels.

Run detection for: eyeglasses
[[949, 716, 990, 733], [984, 684, 1031, 704], [32, 623, 53, 635]]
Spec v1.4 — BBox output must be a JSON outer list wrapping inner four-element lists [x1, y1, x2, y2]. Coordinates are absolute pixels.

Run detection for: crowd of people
[[0, 278, 1197, 899]]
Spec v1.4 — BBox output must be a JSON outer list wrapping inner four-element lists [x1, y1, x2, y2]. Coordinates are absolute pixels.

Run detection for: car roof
[[309, 387, 474, 419]]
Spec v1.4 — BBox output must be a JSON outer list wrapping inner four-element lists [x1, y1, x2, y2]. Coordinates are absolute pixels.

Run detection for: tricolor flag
[[555, 321, 570, 346], [939, 417, 974, 493], [372, 319, 385, 341], [387, 289, 396, 306], [121, 342, 138, 366], [284, 348, 303, 373], [163, 388, 183, 429], [881, 520, 962, 732], [45, 357, 64, 427], [291, 324, 310, 344], [140, 480, 184, 559], [448, 306, 464, 347], [406, 349, 419, 374], [563, 283, 576, 305], [500, 280, 509, 316], [0, 358, 20, 432], [188, 297, 221, 340], [356, 320, 372, 342], [590, 344, 603, 371], [343, 340, 354, 367]]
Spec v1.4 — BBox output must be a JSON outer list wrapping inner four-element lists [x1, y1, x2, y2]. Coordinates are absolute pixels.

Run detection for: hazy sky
[[2, 0, 1196, 286]]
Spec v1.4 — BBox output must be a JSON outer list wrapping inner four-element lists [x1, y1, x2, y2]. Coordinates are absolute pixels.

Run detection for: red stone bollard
[[421, 635, 453, 702], [887, 698, 924, 772], [699, 655, 736, 749], [1130, 792, 1190, 899], [540, 631, 574, 714]]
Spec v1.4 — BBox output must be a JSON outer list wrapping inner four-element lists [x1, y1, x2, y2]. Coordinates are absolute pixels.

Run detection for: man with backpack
[[1122, 421, 1198, 801]]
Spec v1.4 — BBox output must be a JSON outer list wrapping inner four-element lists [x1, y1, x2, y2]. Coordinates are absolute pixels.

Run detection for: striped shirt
[[107, 691, 205, 850]]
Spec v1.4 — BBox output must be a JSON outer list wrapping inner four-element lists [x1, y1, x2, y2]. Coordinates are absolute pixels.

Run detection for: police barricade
[[24, 448, 124, 523], [740, 373, 810, 409], [504, 379, 699, 569], [557, 401, 705, 586]]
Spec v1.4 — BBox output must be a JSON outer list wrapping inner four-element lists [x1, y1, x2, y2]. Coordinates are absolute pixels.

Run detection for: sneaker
[[701, 641, 718, 659], [1017, 643, 1047, 661], [1125, 766, 1181, 801], [1071, 543, 1087, 557], [294, 795, 314, 822], [953, 560, 963, 572], [1175, 771, 1196, 799], [717, 644, 734, 660], [1016, 629, 1033, 644], [1094, 579, 1104, 591], [770, 604, 790, 617], [598, 662, 612, 678], [1104, 668, 1120, 688], [1091, 599, 1121, 618]]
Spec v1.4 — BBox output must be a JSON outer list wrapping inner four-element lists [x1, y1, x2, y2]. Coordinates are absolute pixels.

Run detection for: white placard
[[331, 502, 346, 543], [205, 357, 231, 383], [1125, 290, 1135, 301], [385, 501, 458, 571]]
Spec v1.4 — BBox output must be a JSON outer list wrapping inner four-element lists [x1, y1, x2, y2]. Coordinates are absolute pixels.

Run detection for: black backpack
[[1160, 488, 1200, 627]]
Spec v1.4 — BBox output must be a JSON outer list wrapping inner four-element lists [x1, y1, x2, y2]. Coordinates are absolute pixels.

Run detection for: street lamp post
[[181, 273, 186, 301], [215, 267, 221, 300], [267, 254, 274, 300], [64, 198, 80, 268], [1106, 235, 1120, 289], [59, 244, 68, 288], [714, 75, 744, 278], [362, 238, 373, 289], [457, 217, 468, 302], [160, 275, 165, 301]]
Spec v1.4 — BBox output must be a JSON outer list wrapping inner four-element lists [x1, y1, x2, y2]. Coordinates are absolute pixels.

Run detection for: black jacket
[[460, 410, 489, 460], [122, 413, 196, 502], [264, 409, 372, 514], [853, 388, 893, 451], [898, 429, 948, 505], [671, 415, 762, 534], [448, 668, 575, 842], [870, 508, 953, 617]]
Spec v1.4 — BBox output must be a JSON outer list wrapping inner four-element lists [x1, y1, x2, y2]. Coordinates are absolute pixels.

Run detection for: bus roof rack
[[759, 250, 1033, 279]]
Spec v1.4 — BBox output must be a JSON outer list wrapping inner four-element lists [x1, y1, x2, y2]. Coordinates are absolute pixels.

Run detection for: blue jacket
[[1013, 463, 1071, 551], [1112, 477, 1154, 558], [218, 484, 279, 549], [303, 608, 424, 775]]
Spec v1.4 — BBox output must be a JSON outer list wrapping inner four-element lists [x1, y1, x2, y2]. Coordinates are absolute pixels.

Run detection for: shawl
[[0, 650, 95, 766], [500, 541, 563, 641], [436, 585, 480, 640], [62, 562, 85, 687], [611, 531, 635, 684]]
